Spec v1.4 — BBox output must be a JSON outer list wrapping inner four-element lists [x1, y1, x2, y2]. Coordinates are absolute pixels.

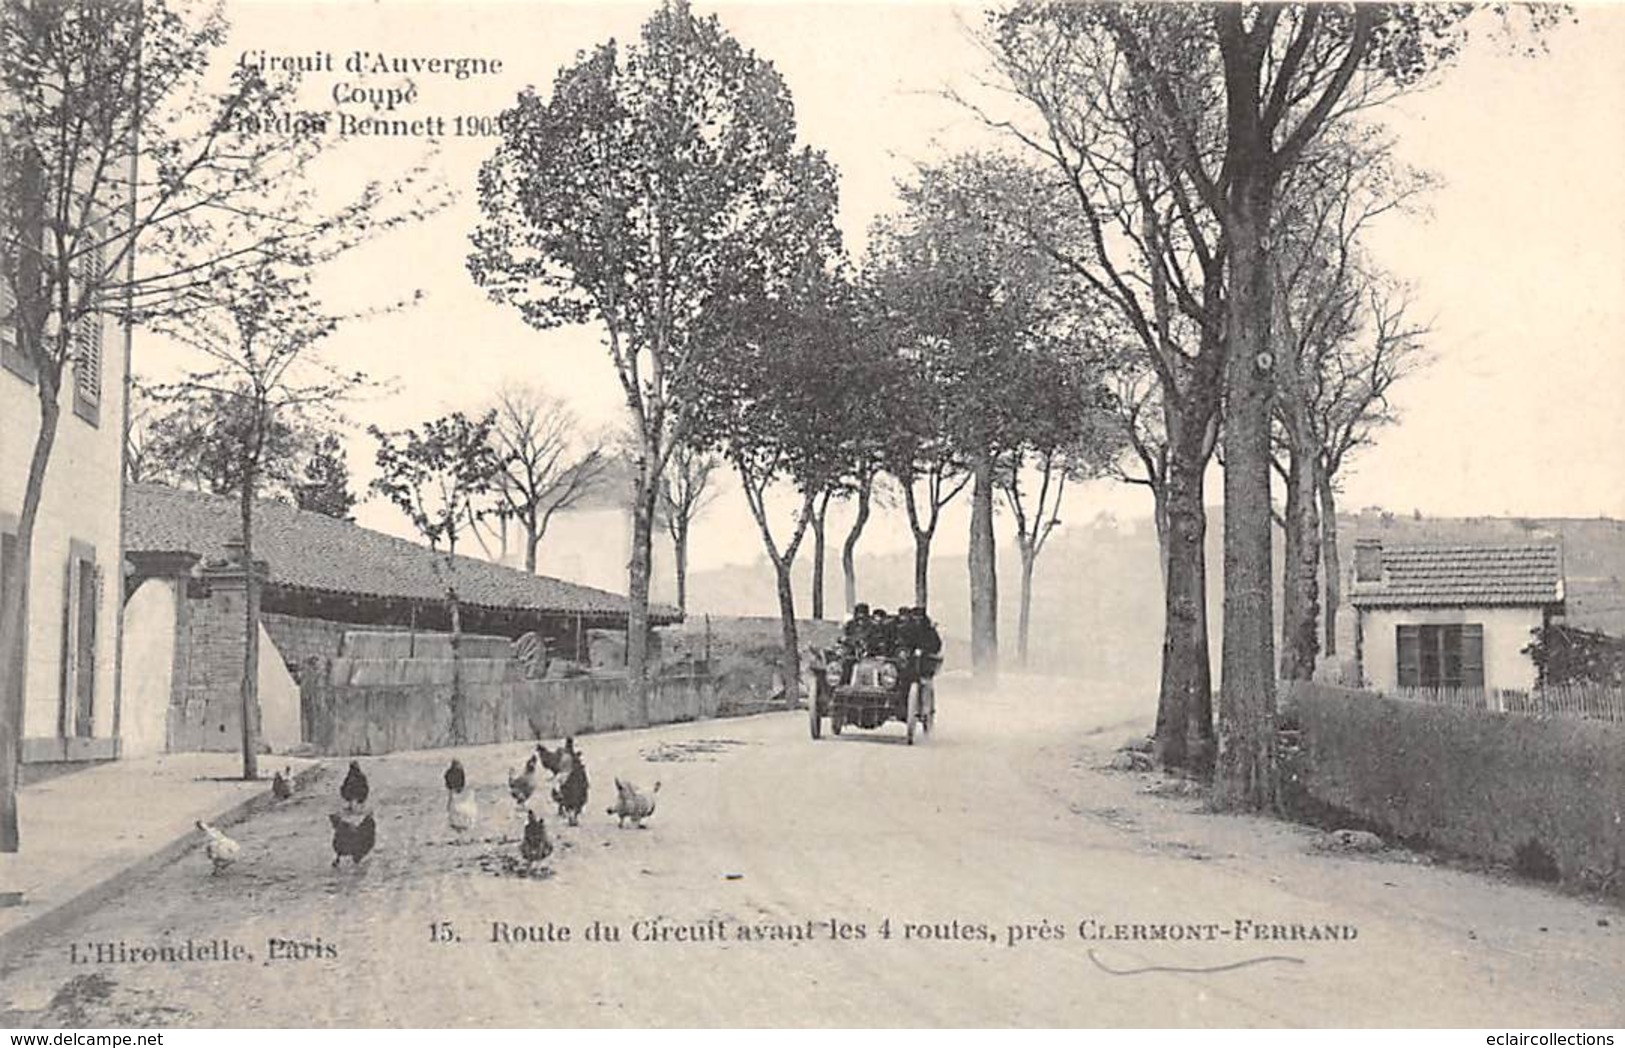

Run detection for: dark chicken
[[552, 739, 589, 827], [328, 812, 376, 867], [443, 758, 466, 794], [339, 760, 369, 810], [271, 766, 292, 801], [520, 810, 552, 866]]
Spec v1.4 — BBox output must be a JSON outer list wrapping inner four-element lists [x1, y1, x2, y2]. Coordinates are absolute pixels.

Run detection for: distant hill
[[682, 509, 1625, 695]]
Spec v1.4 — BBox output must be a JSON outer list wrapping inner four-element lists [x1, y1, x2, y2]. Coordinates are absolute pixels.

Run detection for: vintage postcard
[[0, 0, 1621, 1031]]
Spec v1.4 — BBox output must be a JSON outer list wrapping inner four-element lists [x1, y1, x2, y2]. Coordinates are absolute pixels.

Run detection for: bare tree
[[483, 384, 610, 574], [658, 444, 719, 617]]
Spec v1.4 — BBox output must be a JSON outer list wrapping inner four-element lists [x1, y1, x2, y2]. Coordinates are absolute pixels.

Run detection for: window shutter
[[1396, 625, 1420, 687], [76, 560, 100, 737], [60, 555, 81, 736], [1461, 624, 1485, 690], [72, 230, 105, 424]]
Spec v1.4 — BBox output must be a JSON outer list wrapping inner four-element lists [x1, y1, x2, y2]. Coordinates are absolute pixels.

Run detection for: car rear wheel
[[809, 692, 822, 740], [905, 684, 919, 745]]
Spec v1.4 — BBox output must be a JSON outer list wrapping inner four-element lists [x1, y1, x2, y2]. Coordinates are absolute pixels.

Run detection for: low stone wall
[[1286, 681, 1625, 894], [299, 667, 716, 755]]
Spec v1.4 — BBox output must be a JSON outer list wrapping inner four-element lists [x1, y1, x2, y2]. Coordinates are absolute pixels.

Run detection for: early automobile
[[808, 645, 939, 744]]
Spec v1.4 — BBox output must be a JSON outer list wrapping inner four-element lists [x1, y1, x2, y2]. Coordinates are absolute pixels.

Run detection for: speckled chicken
[[608, 778, 660, 829], [507, 753, 539, 806]]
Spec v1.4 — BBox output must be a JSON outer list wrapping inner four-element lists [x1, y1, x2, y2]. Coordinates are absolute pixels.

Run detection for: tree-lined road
[[1, 675, 1619, 1027]]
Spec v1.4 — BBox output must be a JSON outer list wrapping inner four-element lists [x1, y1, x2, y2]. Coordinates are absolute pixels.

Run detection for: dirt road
[[1, 674, 1619, 1027]]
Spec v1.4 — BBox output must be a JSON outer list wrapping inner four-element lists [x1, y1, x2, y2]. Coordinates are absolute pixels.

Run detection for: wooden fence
[[1384, 683, 1625, 723]]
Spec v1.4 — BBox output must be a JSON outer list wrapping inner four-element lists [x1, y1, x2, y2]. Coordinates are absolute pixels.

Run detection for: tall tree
[[482, 384, 609, 574], [470, 0, 833, 717], [657, 444, 719, 616], [294, 433, 358, 522], [1268, 129, 1431, 680], [868, 157, 1083, 679], [981, 14, 1227, 771], [369, 411, 504, 744], [692, 275, 851, 710], [0, 0, 399, 844]]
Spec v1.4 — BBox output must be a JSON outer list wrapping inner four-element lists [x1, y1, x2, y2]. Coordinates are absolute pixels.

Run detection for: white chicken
[[607, 778, 660, 829], [447, 785, 478, 834], [196, 820, 240, 874]]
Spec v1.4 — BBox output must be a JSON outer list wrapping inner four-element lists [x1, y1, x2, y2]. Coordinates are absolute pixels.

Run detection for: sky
[[142, 0, 1625, 577]]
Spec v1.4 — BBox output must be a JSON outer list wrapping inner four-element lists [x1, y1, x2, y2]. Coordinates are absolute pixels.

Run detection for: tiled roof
[[125, 483, 681, 623], [1349, 541, 1564, 608]]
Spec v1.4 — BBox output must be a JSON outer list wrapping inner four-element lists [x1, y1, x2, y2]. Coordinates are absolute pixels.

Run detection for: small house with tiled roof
[[1348, 538, 1565, 693], [119, 483, 679, 756]]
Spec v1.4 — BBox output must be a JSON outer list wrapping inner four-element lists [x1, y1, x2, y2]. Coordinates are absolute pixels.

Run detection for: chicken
[[608, 778, 660, 829], [447, 787, 478, 835], [443, 758, 466, 794], [339, 760, 369, 811], [507, 753, 539, 806], [552, 742, 589, 827], [534, 742, 566, 777], [271, 766, 293, 801], [519, 810, 552, 866], [328, 812, 377, 868], [196, 820, 240, 875]]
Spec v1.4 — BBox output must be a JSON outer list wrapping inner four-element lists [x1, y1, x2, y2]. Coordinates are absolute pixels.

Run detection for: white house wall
[[119, 577, 175, 758], [258, 621, 300, 752], [1, 314, 127, 752], [1360, 605, 1544, 693]]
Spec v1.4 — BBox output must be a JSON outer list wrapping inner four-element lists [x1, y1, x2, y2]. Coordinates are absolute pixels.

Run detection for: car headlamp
[[824, 662, 843, 687], [878, 662, 899, 688]]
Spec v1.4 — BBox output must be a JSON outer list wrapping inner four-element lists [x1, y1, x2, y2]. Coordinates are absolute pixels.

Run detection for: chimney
[[1354, 538, 1383, 584]]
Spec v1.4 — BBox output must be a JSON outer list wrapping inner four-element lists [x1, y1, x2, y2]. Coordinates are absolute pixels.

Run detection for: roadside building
[[120, 482, 680, 756], [1348, 538, 1565, 693], [1, 185, 131, 774]]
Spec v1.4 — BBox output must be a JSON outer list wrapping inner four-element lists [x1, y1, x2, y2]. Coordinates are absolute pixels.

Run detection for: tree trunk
[[0, 387, 62, 852], [449, 585, 464, 744], [238, 469, 262, 781], [912, 531, 931, 609], [672, 519, 689, 617], [841, 477, 873, 615], [1278, 439, 1321, 682], [968, 449, 999, 681], [1016, 547, 1035, 668], [1318, 471, 1341, 658], [524, 526, 538, 575], [1154, 425, 1215, 776], [1151, 483, 1170, 592], [773, 558, 801, 708], [1216, 170, 1279, 812], [625, 443, 659, 722], [809, 494, 828, 621]]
